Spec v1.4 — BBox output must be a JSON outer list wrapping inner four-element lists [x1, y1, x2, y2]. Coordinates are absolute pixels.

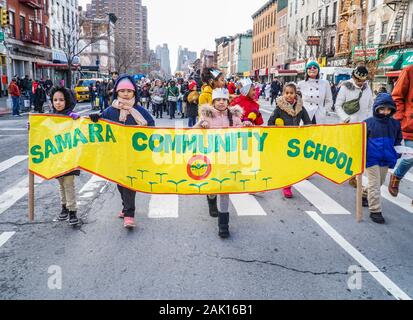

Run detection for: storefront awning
[[385, 70, 402, 77], [378, 51, 403, 69], [401, 50, 413, 69], [35, 63, 80, 70]]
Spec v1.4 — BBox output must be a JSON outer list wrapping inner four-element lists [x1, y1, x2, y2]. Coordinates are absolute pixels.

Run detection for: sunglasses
[[307, 66, 318, 70]]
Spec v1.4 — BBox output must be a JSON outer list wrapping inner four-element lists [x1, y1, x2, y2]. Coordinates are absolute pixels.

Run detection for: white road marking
[[77, 175, 107, 205], [230, 194, 267, 216], [0, 176, 44, 216], [0, 128, 26, 131], [148, 195, 179, 218], [306, 211, 411, 300], [0, 232, 15, 248], [362, 176, 413, 214], [0, 156, 28, 174], [295, 180, 352, 215]]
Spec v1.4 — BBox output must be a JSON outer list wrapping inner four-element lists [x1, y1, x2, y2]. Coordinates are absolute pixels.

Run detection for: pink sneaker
[[282, 187, 293, 199], [118, 211, 125, 219], [124, 217, 136, 229]]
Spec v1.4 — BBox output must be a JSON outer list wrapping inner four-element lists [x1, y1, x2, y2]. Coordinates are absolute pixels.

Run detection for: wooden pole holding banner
[[29, 172, 34, 222], [356, 175, 363, 223]]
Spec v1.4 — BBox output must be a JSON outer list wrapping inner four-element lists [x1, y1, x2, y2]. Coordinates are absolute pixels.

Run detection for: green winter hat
[[306, 60, 320, 73]]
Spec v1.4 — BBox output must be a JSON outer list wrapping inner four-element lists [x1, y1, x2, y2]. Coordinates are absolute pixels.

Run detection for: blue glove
[[69, 112, 80, 120]]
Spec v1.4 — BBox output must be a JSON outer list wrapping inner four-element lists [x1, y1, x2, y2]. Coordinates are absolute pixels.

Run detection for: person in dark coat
[[183, 81, 199, 127], [268, 83, 312, 199], [33, 82, 47, 113], [48, 86, 81, 225], [89, 74, 155, 229]]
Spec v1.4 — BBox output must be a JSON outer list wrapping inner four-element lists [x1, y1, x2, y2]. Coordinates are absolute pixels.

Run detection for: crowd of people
[[23, 60, 413, 237]]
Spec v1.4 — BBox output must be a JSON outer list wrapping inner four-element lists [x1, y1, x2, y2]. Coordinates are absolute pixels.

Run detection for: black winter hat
[[353, 66, 369, 80]]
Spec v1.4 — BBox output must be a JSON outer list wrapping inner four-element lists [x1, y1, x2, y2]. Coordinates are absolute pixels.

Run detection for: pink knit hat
[[116, 78, 136, 92]]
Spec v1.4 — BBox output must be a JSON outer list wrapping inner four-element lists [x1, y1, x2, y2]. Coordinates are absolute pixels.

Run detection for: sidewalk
[[0, 96, 11, 116]]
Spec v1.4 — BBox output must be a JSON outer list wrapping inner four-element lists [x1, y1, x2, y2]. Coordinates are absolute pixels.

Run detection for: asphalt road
[[0, 100, 412, 300]]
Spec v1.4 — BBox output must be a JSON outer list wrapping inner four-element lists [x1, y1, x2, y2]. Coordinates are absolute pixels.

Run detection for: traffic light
[[1, 9, 10, 27]]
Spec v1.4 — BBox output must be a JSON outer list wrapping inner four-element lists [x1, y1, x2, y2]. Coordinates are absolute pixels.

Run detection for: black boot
[[370, 212, 385, 224], [218, 211, 230, 238], [362, 197, 369, 208], [207, 196, 219, 217], [58, 205, 69, 221], [68, 211, 79, 226]]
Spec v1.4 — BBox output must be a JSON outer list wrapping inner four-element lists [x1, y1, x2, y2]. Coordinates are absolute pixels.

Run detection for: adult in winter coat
[[150, 79, 166, 119], [230, 78, 264, 126], [389, 64, 413, 197], [297, 60, 333, 124], [335, 66, 373, 124], [271, 79, 282, 105], [8, 78, 21, 117], [165, 80, 180, 119], [33, 82, 47, 113]]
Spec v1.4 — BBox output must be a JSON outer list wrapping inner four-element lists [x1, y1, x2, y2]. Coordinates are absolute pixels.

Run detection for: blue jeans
[[12, 96, 20, 115], [188, 116, 197, 128], [394, 139, 413, 179], [177, 100, 182, 114]]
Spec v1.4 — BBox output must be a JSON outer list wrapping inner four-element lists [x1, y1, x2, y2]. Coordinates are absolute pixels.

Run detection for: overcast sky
[[79, 0, 260, 72]]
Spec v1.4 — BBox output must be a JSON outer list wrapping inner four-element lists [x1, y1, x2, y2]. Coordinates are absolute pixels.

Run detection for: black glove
[[90, 113, 101, 123]]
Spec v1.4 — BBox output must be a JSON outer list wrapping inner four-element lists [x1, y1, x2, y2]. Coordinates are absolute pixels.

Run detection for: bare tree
[[53, 16, 109, 88], [114, 39, 140, 74]]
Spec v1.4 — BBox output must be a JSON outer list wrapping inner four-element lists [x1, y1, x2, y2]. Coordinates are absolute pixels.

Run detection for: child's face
[[214, 75, 225, 89], [53, 92, 66, 111], [284, 87, 296, 102], [377, 107, 392, 116], [213, 98, 229, 111], [118, 89, 135, 100]]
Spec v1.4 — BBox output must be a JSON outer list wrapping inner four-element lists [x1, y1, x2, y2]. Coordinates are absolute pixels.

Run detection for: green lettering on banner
[[163, 135, 176, 153], [336, 153, 348, 170], [30, 145, 44, 164], [132, 132, 148, 151], [73, 128, 88, 147], [149, 134, 164, 152], [44, 139, 58, 159], [105, 125, 116, 142], [304, 140, 315, 158], [181, 135, 198, 153], [253, 132, 268, 152], [89, 124, 104, 143], [314, 143, 327, 162], [345, 157, 354, 176], [287, 139, 300, 157], [55, 133, 73, 153], [326, 147, 338, 165], [198, 134, 214, 154]]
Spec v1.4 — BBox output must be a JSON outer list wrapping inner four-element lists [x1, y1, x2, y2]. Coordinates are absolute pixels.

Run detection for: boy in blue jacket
[[90, 75, 155, 229], [363, 93, 402, 224]]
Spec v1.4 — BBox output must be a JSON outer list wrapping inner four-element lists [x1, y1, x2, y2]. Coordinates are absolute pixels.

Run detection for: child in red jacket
[[230, 78, 264, 126]]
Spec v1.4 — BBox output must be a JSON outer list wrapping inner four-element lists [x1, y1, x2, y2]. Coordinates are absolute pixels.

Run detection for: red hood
[[230, 95, 263, 125]]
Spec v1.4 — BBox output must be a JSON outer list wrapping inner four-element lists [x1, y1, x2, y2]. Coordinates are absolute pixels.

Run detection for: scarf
[[112, 98, 148, 126]]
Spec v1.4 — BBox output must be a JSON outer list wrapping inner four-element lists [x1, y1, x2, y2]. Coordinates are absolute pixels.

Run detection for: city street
[[0, 101, 412, 300]]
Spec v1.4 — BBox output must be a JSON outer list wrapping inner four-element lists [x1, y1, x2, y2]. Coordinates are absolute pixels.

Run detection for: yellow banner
[[28, 115, 366, 195]]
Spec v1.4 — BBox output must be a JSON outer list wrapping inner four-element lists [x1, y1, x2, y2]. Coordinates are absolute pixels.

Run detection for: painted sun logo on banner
[[186, 155, 212, 181]]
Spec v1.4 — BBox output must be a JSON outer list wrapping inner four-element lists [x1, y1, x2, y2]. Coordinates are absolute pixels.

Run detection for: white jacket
[[297, 78, 333, 123], [335, 79, 373, 123]]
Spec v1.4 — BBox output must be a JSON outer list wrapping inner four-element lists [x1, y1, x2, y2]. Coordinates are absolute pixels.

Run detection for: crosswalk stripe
[[0, 175, 44, 216], [0, 128, 26, 131], [362, 176, 413, 214], [307, 211, 411, 300], [294, 180, 352, 215], [0, 156, 28, 174], [230, 194, 267, 216], [0, 232, 15, 248], [148, 195, 179, 218]]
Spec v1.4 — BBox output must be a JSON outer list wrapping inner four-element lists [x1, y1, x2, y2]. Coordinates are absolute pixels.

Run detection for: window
[[37, 23, 42, 42], [368, 24, 375, 44], [332, 2, 337, 24], [330, 36, 335, 54], [9, 12, 16, 38], [325, 6, 329, 26], [20, 16, 26, 39], [58, 32, 61, 48], [52, 30, 55, 47], [381, 21, 388, 43], [46, 27, 50, 47], [306, 15, 309, 30], [29, 20, 34, 36], [62, 6, 65, 24]]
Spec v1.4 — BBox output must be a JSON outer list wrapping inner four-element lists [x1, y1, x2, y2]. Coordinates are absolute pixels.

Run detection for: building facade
[[3, 0, 52, 82], [78, 12, 116, 77], [200, 49, 216, 69], [86, 0, 149, 73], [176, 46, 197, 74], [252, 0, 277, 80], [155, 43, 171, 78]]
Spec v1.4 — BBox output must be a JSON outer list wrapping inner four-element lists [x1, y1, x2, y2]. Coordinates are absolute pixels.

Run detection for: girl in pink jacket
[[194, 88, 249, 238]]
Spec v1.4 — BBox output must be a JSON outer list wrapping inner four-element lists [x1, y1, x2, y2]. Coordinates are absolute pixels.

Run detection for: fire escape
[[386, 0, 410, 45]]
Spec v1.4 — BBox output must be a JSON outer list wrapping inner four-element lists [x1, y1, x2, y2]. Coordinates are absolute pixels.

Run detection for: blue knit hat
[[373, 93, 396, 113], [306, 60, 320, 73]]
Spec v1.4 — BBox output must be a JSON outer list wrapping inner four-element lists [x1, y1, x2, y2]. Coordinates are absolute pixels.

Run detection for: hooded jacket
[[365, 93, 402, 169], [193, 105, 243, 128], [230, 94, 264, 125], [268, 96, 312, 127], [102, 74, 155, 127], [198, 85, 213, 106]]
